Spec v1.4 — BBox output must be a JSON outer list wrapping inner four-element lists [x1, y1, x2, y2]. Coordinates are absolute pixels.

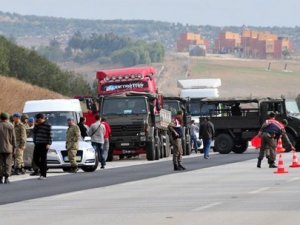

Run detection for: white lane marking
[[287, 177, 300, 183], [248, 187, 271, 194], [192, 202, 222, 212]]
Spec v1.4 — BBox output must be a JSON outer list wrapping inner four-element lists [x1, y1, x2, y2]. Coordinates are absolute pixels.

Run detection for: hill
[[0, 11, 299, 54], [0, 36, 92, 96], [0, 75, 65, 114], [158, 53, 300, 98]]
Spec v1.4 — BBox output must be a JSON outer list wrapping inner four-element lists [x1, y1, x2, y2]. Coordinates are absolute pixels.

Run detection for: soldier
[[0, 112, 16, 184], [21, 114, 29, 129], [257, 112, 295, 168], [169, 111, 186, 171], [66, 118, 81, 173], [13, 113, 27, 175]]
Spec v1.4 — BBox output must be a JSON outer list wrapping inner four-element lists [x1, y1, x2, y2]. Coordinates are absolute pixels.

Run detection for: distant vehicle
[[200, 97, 300, 154], [23, 99, 82, 126], [97, 67, 172, 161], [24, 126, 98, 172]]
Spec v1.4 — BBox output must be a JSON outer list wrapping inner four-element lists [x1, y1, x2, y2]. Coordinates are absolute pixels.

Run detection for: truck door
[[260, 101, 286, 123]]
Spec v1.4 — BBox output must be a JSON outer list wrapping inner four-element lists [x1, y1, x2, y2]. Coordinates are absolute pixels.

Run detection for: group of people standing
[[169, 111, 215, 171], [0, 111, 111, 184]]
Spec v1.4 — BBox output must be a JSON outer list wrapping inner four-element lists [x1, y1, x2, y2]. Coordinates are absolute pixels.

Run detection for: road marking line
[[192, 202, 222, 212], [287, 177, 300, 183], [248, 187, 270, 194]]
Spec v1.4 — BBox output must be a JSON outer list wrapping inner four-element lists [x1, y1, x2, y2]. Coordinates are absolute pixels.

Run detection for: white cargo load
[[177, 79, 221, 89], [180, 89, 219, 98]]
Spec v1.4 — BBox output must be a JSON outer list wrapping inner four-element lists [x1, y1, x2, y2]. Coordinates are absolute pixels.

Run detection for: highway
[[2, 151, 300, 225]]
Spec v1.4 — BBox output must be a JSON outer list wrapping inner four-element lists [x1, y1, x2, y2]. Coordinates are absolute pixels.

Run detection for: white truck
[[178, 79, 222, 150]]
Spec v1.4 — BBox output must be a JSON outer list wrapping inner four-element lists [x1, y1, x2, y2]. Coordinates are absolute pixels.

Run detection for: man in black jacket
[[33, 114, 52, 180], [200, 117, 215, 159]]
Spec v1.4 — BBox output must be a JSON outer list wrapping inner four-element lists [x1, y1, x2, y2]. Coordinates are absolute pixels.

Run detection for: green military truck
[[199, 97, 300, 154]]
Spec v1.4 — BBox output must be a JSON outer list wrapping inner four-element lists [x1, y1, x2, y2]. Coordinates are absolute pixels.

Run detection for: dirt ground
[[0, 76, 65, 114]]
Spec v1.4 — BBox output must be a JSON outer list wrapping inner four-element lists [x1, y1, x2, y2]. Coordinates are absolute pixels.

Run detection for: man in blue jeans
[[200, 117, 215, 159], [190, 120, 199, 153], [88, 115, 106, 169]]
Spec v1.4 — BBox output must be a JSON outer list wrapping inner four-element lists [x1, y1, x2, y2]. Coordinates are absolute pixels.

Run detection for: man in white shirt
[[88, 115, 106, 169]]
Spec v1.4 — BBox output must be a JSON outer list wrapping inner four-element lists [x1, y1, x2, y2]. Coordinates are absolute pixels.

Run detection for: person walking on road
[[66, 118, 81, 173], [12, 112, 27, 175], [257, 112, 294, 168], [190, 120, 199, 153], [89, 115, 106, 169], [78, 117, 89, 139], [0, 112, 16, 184], [33, 113, 52, 180], [200, 117, 215, 159], [169, 111, 186, 171], [101, 118, 111, 161]]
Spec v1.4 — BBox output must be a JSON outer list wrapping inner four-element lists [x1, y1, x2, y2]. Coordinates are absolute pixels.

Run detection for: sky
[[0, 0, 298, 27]]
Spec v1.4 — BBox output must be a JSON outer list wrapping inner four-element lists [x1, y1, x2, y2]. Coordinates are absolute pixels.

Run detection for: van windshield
[[102, 98, 147, 115], [26, 112, 78, 126]]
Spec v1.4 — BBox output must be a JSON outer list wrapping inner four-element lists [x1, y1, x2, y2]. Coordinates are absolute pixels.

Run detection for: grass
[[0, 75, 66, 114], [189, 56, 300, 98]]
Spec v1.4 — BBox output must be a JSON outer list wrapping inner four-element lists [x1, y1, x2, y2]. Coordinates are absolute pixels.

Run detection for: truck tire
[[165, 135, 171, 158], [232, 141, 248, 154], [182, 138, 187, 155], [155, 136, 161, 160], [185, 135, 191, 155], [146, 138, 156, 161], [215, 134, 234, 154]]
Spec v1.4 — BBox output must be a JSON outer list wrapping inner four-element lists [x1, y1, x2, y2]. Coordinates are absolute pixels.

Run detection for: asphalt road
[[0, 152, 257, 205], [2, 151, 300, 225]]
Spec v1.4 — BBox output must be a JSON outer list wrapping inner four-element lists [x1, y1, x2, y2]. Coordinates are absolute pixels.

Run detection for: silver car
[[24, 126, 98, 172]]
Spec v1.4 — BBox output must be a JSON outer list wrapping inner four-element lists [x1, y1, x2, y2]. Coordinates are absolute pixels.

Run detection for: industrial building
[[215, 30, 292, 59], [177, 32, 209, 54]]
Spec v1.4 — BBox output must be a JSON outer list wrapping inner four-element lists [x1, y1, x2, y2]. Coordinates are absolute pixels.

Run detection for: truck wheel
[[182, 138, 187, 155], [146, 139, 156, 161], [165, 135, 171, 157], [232, 141, 248, 154], [215, 134, 234, 154], [155, 136, 161, 160], [185, 135, 191, 155]]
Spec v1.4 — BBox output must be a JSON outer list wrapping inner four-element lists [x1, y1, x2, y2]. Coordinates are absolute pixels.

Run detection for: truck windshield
[[190, 101, 217, 116], [102, 98, 147, 115], [286, 101, 300, 114], [164, 101, 180, 116], [26, 112, 77, 126]]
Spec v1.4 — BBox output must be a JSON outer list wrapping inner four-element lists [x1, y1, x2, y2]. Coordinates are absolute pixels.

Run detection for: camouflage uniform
[[14, 122, 27, 169], [66, 124, 81, 169]]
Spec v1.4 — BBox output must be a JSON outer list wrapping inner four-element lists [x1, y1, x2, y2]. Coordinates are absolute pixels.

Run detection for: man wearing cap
[[168, 111, 186, 171], [13, 112, 27, 175], [21, 114, 29, 129], [66, 118, 81, 173], [257, 112, 295, 168], [33, 113, 52, 180], [0, 112, 16, 184]]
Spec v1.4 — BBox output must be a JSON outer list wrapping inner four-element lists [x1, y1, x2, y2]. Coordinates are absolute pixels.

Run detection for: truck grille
[[111, 124, 144, 136]]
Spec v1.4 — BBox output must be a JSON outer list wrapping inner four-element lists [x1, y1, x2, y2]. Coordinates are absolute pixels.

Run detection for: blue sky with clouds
[[0, 0, 298, 26]]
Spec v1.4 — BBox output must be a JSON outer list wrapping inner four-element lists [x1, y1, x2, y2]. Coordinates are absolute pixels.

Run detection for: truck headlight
[[140, 132, 146, 136], [140, 136, 146, 141]]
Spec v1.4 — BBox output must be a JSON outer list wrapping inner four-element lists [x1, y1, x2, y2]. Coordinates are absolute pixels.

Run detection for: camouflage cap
[[21, 114, 29, 120]]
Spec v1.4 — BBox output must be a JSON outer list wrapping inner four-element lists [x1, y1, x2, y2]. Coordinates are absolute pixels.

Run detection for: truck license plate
[[121, 143, 130, 146], [64, 156, 82, 161]]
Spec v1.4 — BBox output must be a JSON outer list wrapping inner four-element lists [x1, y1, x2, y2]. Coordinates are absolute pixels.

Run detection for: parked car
[[24, 126, 98, 172]]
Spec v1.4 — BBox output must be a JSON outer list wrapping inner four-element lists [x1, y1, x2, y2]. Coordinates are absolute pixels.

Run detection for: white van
[[23, 99, 82, 126]]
